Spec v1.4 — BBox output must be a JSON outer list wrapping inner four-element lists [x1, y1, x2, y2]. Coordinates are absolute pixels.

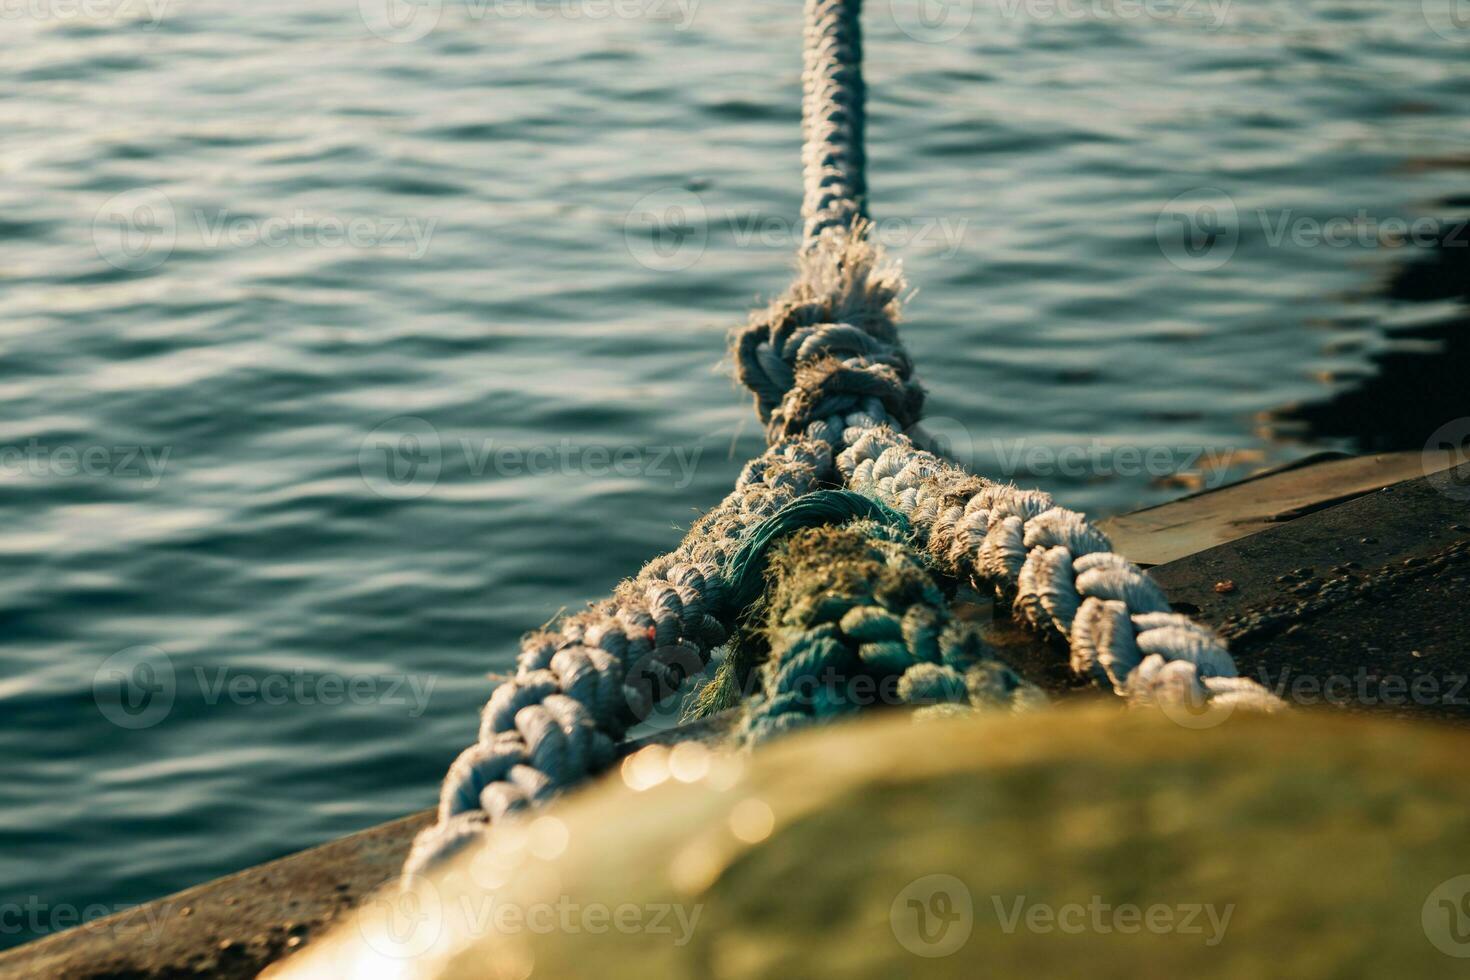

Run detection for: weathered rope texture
[[732, 231, 920, 441], [834, 425, 1286, 715], [402, 439, 833, 875], [728, 512, 1045, 745], [803, 0, 868, 246]]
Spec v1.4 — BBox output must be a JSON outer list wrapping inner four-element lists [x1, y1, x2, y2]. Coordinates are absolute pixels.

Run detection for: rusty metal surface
[[1099, 449, 1456, 567]]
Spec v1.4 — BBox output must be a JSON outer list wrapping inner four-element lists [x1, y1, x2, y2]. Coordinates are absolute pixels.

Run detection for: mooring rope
[[403, 0, 1281, 877], [836, 427, 1284, 712], [719, 491, 1045, 744], [730, 219, 1282, 716], [802, 0, 868, 246], [402, 438, 835, 874]]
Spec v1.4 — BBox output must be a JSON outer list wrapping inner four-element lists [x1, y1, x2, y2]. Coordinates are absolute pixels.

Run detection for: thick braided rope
[[726, 0, 1282, 714], [724, 233, 1282, 714], [802, 0, 867, 246], [832, 425, 1285, 714], [733, 515, 1045, 745], [403, 0, 880, 878], [403, 439, 834, 874]]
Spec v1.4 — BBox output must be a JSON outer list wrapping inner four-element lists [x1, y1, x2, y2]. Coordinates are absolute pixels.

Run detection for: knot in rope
[[732, 232, 923, 442]]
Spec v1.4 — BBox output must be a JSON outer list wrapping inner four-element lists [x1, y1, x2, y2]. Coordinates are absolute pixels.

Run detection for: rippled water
[[1, 0, 1467, 948]]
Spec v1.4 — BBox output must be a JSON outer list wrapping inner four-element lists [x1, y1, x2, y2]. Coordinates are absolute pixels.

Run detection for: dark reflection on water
[[1273, 195, 1470, 451]]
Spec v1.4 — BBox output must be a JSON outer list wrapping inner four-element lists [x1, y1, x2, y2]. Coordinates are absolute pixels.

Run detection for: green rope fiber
[[719, 489, 908, 615], [690, 489, 1041, 733]]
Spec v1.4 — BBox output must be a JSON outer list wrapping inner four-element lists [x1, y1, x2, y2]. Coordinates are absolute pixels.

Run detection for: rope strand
[[802, 0, 868, 247]]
